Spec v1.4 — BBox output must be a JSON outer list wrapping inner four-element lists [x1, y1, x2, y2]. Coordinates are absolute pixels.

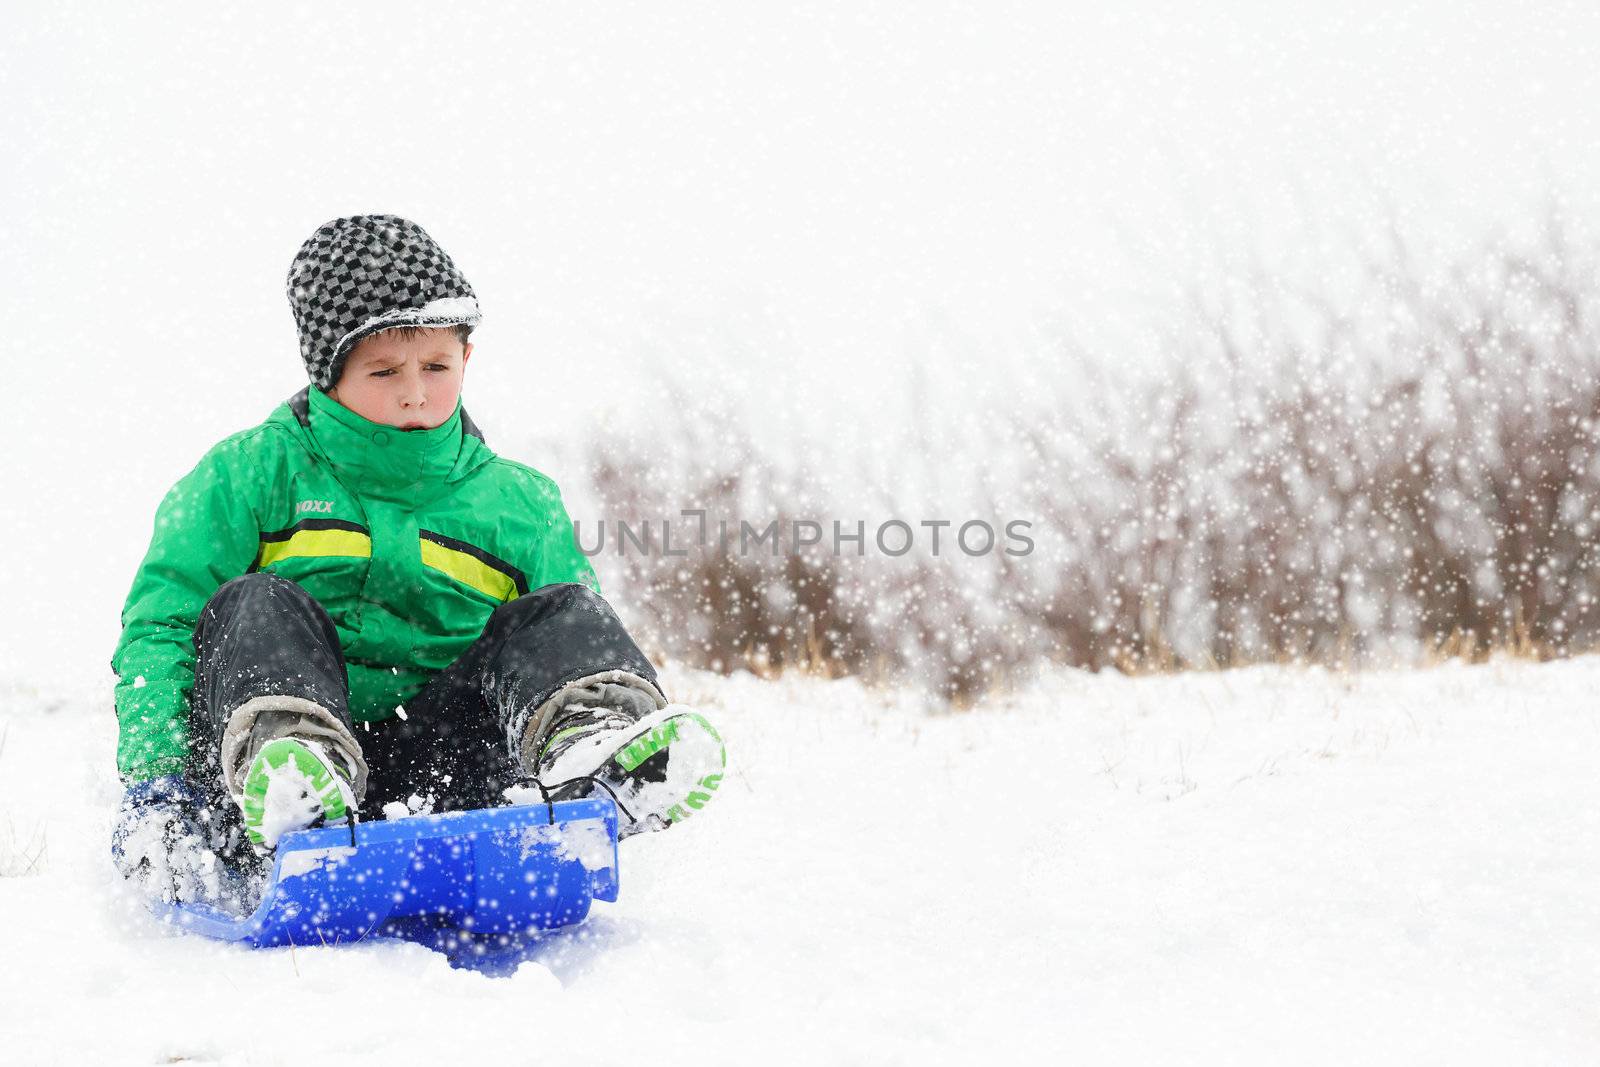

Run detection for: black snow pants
[[184, 572, 661, 824]]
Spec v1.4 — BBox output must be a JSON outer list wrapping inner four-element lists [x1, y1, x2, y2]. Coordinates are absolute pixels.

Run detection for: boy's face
[[327, 327, 472, 431]]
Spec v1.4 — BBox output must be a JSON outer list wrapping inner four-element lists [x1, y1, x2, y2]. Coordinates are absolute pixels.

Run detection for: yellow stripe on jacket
[[256, 527, 372, 569], [419, 536, 522, 602]]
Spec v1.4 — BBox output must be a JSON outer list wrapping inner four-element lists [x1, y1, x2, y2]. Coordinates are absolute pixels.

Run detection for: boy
[[110, 215, 724, 903]]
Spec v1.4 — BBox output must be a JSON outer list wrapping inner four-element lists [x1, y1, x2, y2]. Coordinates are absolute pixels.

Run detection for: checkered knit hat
[[286, 215, 482, 389]]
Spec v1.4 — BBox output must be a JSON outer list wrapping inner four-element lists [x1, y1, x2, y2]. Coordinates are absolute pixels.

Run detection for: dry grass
[[0, 725, 48, 877], [0, 819, 48, 878]]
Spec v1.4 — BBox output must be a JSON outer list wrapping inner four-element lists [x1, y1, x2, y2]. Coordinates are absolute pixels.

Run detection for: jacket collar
[[282, 386, 492, 502], [287, 386, 486, 444]]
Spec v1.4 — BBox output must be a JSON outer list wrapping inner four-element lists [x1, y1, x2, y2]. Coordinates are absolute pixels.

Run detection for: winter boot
[[533, 705, 726, 838], [235, 737, 357, 852]]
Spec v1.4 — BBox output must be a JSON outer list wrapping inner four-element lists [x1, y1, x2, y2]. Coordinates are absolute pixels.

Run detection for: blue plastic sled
[[150, 798, 620, 955]]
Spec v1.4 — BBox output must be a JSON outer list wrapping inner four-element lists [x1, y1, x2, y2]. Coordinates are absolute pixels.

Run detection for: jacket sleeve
[[523, 472, 602, 596], [111, 440, 263, 782]]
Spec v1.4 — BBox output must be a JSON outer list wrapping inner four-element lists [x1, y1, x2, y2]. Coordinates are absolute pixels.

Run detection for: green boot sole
[[238, 737, 354, 852]]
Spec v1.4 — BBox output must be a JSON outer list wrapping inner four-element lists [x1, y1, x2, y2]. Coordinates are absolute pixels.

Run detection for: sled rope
[[518, 772, 637, 827], [550, 774, 638, 828], [527, 775, 557, 825]]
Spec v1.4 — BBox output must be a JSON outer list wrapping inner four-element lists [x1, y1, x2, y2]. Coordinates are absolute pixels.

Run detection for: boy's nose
[[400, 373, 427, 407]]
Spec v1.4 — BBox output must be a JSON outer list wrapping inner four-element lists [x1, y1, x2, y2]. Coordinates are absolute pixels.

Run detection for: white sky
[[3, 0, 1599, 678]]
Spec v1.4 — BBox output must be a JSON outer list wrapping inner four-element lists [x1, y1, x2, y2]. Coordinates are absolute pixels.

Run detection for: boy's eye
[[368, 365, 448, 377]]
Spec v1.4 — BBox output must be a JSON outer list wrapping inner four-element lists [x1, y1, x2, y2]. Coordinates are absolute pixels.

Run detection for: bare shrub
[[580, 213, 1600, 696]]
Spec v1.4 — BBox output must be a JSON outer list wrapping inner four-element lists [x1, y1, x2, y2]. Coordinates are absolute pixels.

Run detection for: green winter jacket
[[112, 386, 599, 783]]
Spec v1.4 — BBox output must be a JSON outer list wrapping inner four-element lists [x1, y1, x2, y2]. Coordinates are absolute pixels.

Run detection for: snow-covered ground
[[2, 658, 1597, 1065]]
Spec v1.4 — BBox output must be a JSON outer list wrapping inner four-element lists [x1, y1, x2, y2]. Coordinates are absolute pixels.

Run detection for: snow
[[248, 751, 334, 851], [415, 297, 479, 321], [336, 296, 484, 356], [277, 845, 357, 882], [3, 658, 1598, 1063], [380, 793, 436, 823], [518, 820, 614, 874]]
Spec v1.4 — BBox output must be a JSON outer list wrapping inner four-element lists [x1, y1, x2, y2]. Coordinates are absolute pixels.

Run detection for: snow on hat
[[286, 214, 482, 389]]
